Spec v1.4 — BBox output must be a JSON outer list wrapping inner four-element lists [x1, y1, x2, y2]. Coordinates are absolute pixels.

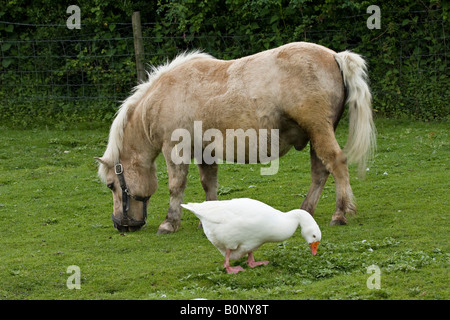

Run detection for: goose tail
[[181, 203, 205, 219]]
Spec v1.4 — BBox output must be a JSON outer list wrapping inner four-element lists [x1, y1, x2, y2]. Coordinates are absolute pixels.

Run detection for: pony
[[96, 42, 376, 233]]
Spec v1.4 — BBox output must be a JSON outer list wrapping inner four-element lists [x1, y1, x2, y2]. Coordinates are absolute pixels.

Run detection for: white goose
[[181, 198, 321, 274]]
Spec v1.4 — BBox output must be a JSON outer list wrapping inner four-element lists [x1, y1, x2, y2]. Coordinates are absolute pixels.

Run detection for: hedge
[[0, 0, 448, 127]]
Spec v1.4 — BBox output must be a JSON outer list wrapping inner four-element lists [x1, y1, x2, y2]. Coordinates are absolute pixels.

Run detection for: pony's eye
[[107, 183, 115, 190]]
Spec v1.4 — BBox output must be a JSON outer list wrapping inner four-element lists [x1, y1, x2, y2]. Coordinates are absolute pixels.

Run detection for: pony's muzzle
[[112, 214, 146, 232]]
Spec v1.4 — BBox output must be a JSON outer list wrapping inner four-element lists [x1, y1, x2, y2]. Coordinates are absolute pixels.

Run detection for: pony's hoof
[[329, 218, 347, 226], [156, 228, 173, 234], [330, 212, 347, 226], [157, 221, 179, 234]]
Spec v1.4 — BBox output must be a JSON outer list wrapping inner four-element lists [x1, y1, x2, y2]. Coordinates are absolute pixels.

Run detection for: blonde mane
[[98, 50, 214, 182]]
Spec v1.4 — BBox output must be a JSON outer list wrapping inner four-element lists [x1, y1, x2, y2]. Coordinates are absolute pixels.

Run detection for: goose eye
[[313, 235, 316, 238]]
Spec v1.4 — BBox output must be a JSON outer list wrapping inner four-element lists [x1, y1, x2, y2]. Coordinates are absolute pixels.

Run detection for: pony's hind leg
[[308, 126, 356, 225], [198, 163, 218, 201], [157, 147, 189, 234], [301, 146, 330, 216]]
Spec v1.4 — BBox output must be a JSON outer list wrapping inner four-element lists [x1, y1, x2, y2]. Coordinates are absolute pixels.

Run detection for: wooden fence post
[[132, 11, 145, 83]]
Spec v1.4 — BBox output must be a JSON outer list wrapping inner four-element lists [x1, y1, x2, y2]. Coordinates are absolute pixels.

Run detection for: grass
[[0, 118, 448, 300]]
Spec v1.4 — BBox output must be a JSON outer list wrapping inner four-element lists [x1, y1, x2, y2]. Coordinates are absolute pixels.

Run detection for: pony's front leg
[[157, 161, 189, 234]]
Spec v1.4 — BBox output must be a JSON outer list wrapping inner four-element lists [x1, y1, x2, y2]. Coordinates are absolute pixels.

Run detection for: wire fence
[[1, 29, 136, 105], [0, 8, 448, 122]]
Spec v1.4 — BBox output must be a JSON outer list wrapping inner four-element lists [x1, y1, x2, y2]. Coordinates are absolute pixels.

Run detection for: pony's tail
[[334, 51, 376, 177]]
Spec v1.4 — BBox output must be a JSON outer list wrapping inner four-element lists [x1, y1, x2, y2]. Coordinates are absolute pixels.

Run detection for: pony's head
[[96, 155, 158, 232], [96, 84, 158, 232]]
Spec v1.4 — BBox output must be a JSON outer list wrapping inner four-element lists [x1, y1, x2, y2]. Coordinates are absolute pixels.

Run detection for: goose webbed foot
[[246, 252, 269, 268]]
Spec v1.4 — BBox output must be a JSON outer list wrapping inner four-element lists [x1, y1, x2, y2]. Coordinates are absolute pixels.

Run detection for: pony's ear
[[94, 157, 110, 166]]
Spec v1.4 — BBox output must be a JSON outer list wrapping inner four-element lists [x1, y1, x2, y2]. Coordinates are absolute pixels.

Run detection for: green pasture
[[0, 118, 448, 300]]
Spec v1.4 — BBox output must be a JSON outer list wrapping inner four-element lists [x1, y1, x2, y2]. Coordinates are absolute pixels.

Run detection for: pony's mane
[[98, 50, 214, 182]]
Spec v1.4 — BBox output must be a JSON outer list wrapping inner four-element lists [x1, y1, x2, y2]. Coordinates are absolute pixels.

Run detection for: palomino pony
[[96, 42, 376, 233]]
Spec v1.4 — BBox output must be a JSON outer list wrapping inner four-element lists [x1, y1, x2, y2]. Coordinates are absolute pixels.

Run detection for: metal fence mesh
[[0, 8, 448, 120]]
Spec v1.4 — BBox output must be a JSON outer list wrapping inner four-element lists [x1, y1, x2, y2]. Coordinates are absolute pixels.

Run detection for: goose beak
[[310, 241, 320, 256]]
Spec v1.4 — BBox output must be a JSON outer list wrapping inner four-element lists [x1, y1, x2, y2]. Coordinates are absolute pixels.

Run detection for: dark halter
[[112, 161, 151, 228]]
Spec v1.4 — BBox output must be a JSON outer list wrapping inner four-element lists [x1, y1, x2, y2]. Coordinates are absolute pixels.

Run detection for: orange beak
[[310, 241, 320, 256]]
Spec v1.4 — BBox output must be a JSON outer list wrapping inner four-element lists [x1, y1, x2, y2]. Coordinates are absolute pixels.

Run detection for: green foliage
[[0, 0, 448, 127]]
